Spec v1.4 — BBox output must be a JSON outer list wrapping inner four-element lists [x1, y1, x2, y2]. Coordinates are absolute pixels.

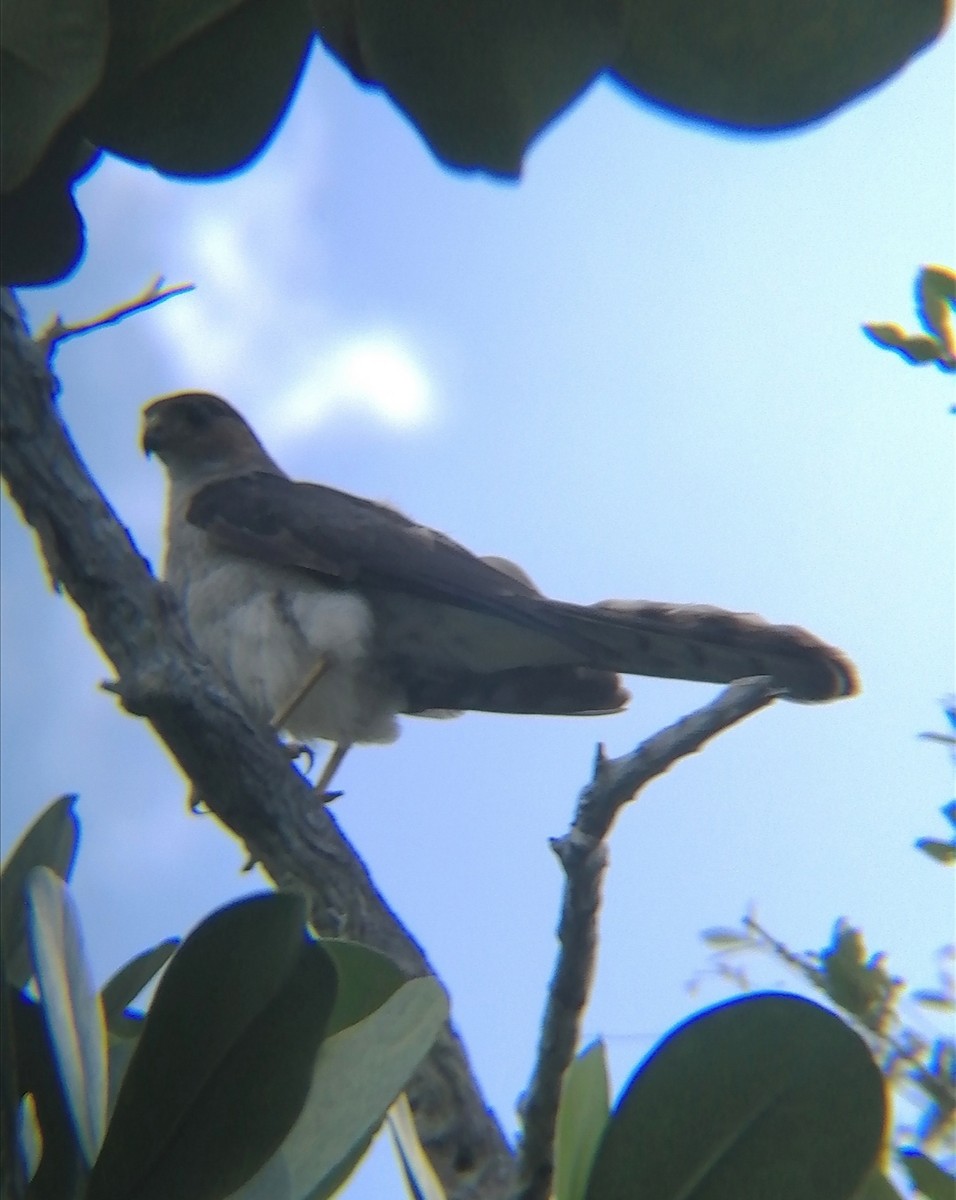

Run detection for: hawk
[[142, 392, 857, 788]]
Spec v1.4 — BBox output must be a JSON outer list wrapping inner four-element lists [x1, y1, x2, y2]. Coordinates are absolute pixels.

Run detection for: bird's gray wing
[[187, 471, 857, 704]]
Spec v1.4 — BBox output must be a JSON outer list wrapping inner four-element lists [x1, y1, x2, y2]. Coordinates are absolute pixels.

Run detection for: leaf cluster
[[1, 0, 948, 285], [0, 796, 898, 1200], [698, 905, 955, 1197], [863, 266, 956, 374], [1, 797, 448, 1200]]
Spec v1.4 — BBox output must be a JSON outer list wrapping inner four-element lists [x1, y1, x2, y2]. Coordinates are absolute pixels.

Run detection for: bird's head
[[142, 393, 278, 484]]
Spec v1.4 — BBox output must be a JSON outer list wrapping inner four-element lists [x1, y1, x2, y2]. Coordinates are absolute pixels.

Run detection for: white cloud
[[149, 166, 333, 402], [130, 63, 436, 443], [272, 333, 433, 438]]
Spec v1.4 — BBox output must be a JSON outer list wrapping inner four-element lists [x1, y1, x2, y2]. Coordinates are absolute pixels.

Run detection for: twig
[[34, 275, 194, 358], [515, 677, 780, 1200]]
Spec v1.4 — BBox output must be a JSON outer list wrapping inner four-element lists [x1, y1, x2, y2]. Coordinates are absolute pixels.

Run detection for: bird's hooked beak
[[141, 407, 163, 458]]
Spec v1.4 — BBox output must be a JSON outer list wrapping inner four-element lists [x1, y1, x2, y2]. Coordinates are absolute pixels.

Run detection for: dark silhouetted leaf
[[85, 891, 336, 1200], [818, 920, 901, 1033], [611, 1, 945, 133], [0, 0, 108, 190], [915, 837, 956, 865], [83, 0, 313, 176], [851, 1167, 905, 1198], [898, 1148, 956, 1200], [105, 1028, 141, 1119], [0, 128, 101, 285], [554, 1040, 610, 1200], [1, 797, 80, 989], [862, 324, 949, 366], [26, 867, 107, 1168], [584, 991, 886, 1200], [231, 976, 448, 1200], [313, 0, 947, 176], [4, 0, 949, 282], [313, 0, 622, 176], [320, 938, 406, 1035], [863, 264, 956, 372], [6, 987, 86, 1200], [100, 938, 179, 1033]]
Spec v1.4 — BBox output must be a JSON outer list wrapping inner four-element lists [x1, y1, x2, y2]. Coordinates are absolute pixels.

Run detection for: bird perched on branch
[[143, 392, 857, 790]]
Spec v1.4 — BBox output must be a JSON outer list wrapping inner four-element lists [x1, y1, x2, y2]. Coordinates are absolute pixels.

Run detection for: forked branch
[[516, 677, 780, 1200]]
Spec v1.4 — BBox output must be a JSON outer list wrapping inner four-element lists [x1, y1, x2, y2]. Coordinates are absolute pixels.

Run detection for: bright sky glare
[[274, 333, 433, 435]]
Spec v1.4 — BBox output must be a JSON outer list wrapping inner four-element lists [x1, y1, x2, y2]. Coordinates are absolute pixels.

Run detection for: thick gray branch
[[515, 677, 779, 1200], [0, 290, 515, 1200]]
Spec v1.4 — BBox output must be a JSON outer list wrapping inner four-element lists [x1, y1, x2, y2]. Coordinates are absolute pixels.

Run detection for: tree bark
[[0, 289, 516, 1200]]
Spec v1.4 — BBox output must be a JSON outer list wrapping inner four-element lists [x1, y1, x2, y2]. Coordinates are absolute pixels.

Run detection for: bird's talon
[[282, 740, 315, 772]]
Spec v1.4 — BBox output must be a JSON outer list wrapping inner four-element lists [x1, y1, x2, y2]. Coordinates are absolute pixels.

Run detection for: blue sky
[[2, 25, 954, 1195]]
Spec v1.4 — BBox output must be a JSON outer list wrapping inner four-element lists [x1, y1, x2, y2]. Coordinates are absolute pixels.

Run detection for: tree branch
[[515, 677, 780, 1200], [34, 276, 194, 356], [0, 289, 516, 1200]]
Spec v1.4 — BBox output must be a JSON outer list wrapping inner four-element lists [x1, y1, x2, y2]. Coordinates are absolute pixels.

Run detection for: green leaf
[[314, 0, 947, 175], [863, 265, 956, 373], [898, 1148, 956, 1200], [17, 1092, 43, 1182], [896, 335, 948, 364], [106, 1027, 141, 1118], [862, 324, 947, 365], [1, 796, 80, 989], [230, 976, 448, 1200], [553, 1040, 610, 1200], [818, 920, 900, 1031], [5, 986, 86, 1200], [850, 1167, 906, 1199], [916, 265, 956, 354], [915, 837, 956, 865], [0, 965, 27, 1196], [611, 1, 946, 133], [26, 866, 108, 1169], [314, 0, 621, 177], [584, 992, 886, 1200], [0, 0, 108, 190], [0, 128, 101, 286], [86, 891, 337, 1200], [862, 322, 909, 349], [387, 1092, 447, 1200], [83, 0, 313, 176], [320, 938, 406, 1035], [100, 937, 179, 1033]]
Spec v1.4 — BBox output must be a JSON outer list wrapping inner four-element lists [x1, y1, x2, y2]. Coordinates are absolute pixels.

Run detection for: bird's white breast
[[165, 523, 404, 746]]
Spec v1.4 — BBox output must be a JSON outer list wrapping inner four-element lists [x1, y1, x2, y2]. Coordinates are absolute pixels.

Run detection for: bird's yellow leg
[[270, 658, 349, 795], [193, 658, 339, 828], [315, 742, 351, 794], [271, 655, 331, 731]]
